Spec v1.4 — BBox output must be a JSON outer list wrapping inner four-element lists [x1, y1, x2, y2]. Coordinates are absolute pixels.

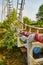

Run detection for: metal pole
[[27, 34, 35, 65], [7, 0, 13, 15]]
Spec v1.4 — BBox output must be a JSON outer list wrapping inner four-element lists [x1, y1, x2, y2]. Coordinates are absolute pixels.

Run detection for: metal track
[[17, 0, 25, 22], [1, 0, 13, 21]]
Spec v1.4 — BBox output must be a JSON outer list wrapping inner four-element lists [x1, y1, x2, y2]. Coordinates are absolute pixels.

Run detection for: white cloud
[[23, 9, 37, 21]]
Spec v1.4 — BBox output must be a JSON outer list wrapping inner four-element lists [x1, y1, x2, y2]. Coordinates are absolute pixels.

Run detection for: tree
[[37, 20, 43, 27], [14, 22, 22, 29], [36, 5, 43, 20], [2, 30, 17, 50], [36, 5, 43, 27], [7, 9, 17, 23], [0, 9, 17, 30], [23, 17, 32, 25], [0, 9, 17, 48]]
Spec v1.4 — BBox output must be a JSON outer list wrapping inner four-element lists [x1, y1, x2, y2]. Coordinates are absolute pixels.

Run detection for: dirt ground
[[0, 47, 27, 65]]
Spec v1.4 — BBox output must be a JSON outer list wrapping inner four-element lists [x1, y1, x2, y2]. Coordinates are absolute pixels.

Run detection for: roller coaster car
[[35, 34, 43, 43], [31, 42, 43, 65], [20, 30, 31, 37], [33, 47, 43, 59]]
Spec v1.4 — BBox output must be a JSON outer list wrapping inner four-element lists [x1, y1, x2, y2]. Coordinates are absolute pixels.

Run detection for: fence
[[19, 22, 43, 33]]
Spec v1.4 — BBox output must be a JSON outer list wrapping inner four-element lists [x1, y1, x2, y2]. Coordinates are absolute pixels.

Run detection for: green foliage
[[31, 20, 43, 27], [14, 22, 22, 29], [0, 22, 3, 27], [0, 9, 17, 30], [36, 5, 43, 20], [2, 31, 17, 50], [0, 58, 7, 65], [32, 4, 43, 27], [37, 20, 43, 27], [7, 9, 17, 23], [23, 17, 32, 25], [2, 20, 10, 30], [0, 9, 17, 49]]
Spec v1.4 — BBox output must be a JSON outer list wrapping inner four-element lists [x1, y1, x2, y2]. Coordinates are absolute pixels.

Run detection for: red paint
[[35, 34, 43, 43], [20, 30, 31, 37], [20, 30, 43, 43]]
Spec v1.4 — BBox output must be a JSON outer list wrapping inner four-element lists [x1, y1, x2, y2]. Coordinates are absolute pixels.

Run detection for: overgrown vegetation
[[0, 9, 17, 50], [23, 5, 43, 27], [0, 8, 27, 65], [23, 17, 32, 25], [0, 58, 7, 65], [2, 31, 17, 50]]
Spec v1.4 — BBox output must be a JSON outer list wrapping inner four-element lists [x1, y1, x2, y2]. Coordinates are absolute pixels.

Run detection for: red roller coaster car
[[20, 30, 31, 37], [35, 34, 43, 43], [20, 30, 43, 43]]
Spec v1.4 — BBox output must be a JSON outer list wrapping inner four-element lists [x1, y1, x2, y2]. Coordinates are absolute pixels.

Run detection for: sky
[[0, 0, 43, 21]]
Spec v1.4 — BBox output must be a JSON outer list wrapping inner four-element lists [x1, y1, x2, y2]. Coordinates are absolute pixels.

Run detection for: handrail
[[19, 22, 43, 30], [30, 55, 40, 65]]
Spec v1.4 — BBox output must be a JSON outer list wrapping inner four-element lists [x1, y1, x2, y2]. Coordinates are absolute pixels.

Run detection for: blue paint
[[24, 39, 27, 43], [33, 47, 40, 54]]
